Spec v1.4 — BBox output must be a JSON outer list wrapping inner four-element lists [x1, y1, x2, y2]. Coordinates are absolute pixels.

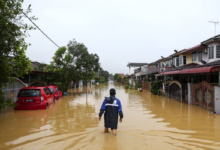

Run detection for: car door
[[47, 88, 53, 104], [43, 88, 51, 106]]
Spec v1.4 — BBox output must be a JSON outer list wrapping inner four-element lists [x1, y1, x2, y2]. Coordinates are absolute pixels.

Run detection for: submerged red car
[[46, 85, 62, 100], [15, 87, 54, 110]]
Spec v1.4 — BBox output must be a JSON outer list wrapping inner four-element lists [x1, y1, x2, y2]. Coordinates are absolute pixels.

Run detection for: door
[[44, 88, 51, 106]]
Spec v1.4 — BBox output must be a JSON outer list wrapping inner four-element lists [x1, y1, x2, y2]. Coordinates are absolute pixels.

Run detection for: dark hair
[[110, 88, 116, 95]]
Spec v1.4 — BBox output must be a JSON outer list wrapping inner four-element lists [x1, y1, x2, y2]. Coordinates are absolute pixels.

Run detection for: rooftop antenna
[[209, 21, 220, 36]]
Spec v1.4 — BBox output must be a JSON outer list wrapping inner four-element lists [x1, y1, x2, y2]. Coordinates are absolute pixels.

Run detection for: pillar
[[129, 67, 131, 75]]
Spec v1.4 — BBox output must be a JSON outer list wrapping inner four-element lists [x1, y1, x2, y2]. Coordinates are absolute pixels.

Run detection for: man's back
[[99, 88, 123, 136], [101, 98, 122, 129]]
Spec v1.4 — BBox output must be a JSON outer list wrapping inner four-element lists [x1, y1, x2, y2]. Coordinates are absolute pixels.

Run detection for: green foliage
[[113, 74, 123, 82], [99, 69, 109, 83], [99, 77, 105, 83], [47, 39, 101, 92], [117, 76, 122, 82], [114, 74, 119, 81], [0, 0, 36, 110], [56, 82, 65, 92], [135, 81, 142, 90], [125, 84, 129, 89], [151, 81, 160, 95], [143, 77, 148, 83], [124, 78, 129, 84], [33, 63, 46, 71], [95, 76, 100, 82]]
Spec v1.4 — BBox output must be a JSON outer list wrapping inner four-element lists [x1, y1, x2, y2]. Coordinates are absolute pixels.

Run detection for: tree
[[48, 39, 101, 92], [114, 74, 119, 81], [99, 70, 109, 82], [0, 0, 37, 110]]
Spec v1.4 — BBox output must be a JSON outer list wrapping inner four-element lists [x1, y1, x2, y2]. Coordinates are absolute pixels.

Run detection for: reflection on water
[[0, 82, 220, 149]]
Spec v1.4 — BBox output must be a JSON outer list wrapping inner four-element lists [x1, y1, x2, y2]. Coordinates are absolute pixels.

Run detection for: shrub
[[135, 82, 142, 90], [151, 81, 160, 95], [143, 77, 148, 83], [125, 84, 129, 89]]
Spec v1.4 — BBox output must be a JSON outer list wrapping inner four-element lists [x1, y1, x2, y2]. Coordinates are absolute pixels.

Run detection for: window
[[48, 88, 54, 94], [176, 57, 179, 66], [198, 51, 202, 62], [192, 51, 196, 62], [44, 88, 49, 95], [183, 56, 187, 64], [209, 46, 214, 59], [19, 89, 41, 97], [158, 63, 160, 67], [166, 61, 170, 67], [216, 46, 220, 58], [170, 60, 173, 67], [173, 58, 176, 66], [179, 56, 182, 66]]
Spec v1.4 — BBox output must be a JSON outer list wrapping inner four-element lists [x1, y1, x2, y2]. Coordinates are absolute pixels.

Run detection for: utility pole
[[209, 21, 220, 36]]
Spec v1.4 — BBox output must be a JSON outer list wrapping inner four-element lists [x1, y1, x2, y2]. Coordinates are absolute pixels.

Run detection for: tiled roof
[[161, 63, 199, 72], [201, 34, 220, 44], [127, 63, 148, 67]]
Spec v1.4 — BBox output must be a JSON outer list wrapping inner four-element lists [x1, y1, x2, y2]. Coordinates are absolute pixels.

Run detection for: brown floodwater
[[1, 82, 220, 150]]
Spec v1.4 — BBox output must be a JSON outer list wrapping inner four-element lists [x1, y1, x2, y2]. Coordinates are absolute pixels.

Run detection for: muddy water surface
[[1, 82, 220, 150]]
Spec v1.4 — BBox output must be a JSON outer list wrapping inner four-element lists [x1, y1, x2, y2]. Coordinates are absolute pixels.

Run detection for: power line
[[22, 11, 60, 48]]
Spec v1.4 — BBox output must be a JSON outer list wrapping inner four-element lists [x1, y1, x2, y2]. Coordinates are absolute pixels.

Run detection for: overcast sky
[[23, 0, 220, 75]]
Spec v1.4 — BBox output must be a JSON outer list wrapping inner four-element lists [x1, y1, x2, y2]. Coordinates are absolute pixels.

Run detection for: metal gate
[[1, 78, 27, 102], [182, 84, 188, 103], [164, 81, 182, 102], [191, 81, 214, 111], [164, 81, 170, 97]]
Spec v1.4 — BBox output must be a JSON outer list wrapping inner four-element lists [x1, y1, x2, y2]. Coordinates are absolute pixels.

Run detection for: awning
[[158, 65, 220, 76], [179, 67, 212, 74], [159, 71, 180, 75]]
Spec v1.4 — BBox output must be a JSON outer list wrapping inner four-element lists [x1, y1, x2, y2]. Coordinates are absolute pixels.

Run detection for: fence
[[142, 82, 151, 91], [1, 78, 27, 102]]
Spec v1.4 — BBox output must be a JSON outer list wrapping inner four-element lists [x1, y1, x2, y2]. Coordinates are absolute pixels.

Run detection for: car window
[[56, 88, 58, 92], [19, 89, 41, 97], [44, 88, 49, 95], [48, 88, 54, 94]]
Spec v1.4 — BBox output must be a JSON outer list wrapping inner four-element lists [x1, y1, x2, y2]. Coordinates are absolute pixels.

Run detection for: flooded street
[[1, 82, 220, 150]]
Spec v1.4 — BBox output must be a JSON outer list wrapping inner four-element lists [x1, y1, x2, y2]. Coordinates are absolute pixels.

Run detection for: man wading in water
[[99, 88, 123, 136]]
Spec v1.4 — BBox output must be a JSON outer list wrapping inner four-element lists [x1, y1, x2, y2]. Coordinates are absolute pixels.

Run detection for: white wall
[[188, 83, 192, 104], [79, 80, 83, 87], [214, 86, 220, 114]]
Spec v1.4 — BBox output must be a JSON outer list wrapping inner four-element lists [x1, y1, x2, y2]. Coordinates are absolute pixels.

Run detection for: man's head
[[110, 88, 116, 96]]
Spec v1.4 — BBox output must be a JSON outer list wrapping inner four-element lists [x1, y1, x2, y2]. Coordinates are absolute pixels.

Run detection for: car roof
[[21, 86, 45, 90], [46, 85, 57, 87]]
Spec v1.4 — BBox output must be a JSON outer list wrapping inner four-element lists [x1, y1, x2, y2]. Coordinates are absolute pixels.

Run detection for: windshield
[[48, 88, 54, 94], [19, 89, 41, 97]]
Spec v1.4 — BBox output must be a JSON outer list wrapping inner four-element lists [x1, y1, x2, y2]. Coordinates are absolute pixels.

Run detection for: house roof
[[201, 34, 220, 44], [127, 62, 148, 67], [117, 73, 124, 76], [196, 60, 220, 67], [177, 45, 205, 55], [158, 60, 220, 75], [160, 63, 199, 73], [135, 67, 171, 76], [159, 65, 220, 75]]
